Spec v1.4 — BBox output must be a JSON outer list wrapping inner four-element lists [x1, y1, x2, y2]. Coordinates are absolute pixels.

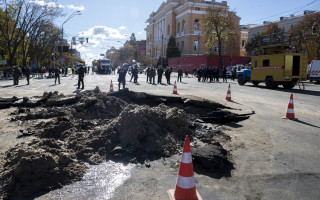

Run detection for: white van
[[309, 60, 320, 82]]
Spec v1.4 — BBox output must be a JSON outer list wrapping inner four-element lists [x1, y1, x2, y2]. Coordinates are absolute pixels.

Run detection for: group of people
[[196, 66, 231, 83], [145, 66, 173, 85]]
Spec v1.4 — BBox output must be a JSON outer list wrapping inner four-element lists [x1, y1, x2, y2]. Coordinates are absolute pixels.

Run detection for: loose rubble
[[0, 87, 252, 199]]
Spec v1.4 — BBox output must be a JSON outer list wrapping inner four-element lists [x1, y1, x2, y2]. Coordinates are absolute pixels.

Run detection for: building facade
[[247, 10, 320, 56], [145, 0, 239, 64], [240, 26, 248, 57]]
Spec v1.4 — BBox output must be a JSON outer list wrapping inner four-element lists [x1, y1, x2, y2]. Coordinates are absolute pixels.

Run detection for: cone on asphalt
[[282, 93, 298, 120], [173, 81, 178, 94], [226, 83, 232, 101], [167, 135, 203, 200], [109, 80, 114, 92]]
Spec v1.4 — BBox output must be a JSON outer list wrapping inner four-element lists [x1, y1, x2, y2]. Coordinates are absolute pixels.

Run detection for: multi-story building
[[145, 0, 240, 64], [136, 40, 146, 60], [247, 10, 320, 56], [240, 25, 248, 57]]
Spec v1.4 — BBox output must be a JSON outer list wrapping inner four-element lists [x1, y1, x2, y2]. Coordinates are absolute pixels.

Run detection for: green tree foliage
[[0, 0, 62, 66], [129, 33, 137, 47], [200, 7, 239, 68], [166, 36, 180, 58]]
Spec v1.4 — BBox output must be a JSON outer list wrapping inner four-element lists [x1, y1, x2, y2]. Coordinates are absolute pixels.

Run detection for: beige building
[[240, 26, 248, 57], [145, 0, 239, 64]]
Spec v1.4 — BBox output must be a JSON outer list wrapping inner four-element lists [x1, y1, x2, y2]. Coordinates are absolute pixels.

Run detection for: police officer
[[118, 65, 127, 90], [177, 67, 183, 82], [78, 65, 85, 89], [157, 65, 164, 84], [25, 66, 31, 85], [54, 66, 61, 84], [149, 66, 156, 84], [13, 66, 21, 85], [165, 67, 172, 84]]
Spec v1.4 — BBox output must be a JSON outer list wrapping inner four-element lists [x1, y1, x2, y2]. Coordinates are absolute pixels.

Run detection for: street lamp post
[[61, 11, 81, 67]]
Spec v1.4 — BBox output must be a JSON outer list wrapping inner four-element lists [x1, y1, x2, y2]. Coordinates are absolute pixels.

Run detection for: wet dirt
[[0, 87, 253, 199]]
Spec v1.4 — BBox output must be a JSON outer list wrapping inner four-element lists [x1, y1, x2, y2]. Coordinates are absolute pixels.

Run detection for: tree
[[129, 33, 137, 47], [200, 7, 239, 68], [166, 36, 180, 59], [0, 0, 62, 66], [246, 33, 265, 56], [291, 13, 320, 61]]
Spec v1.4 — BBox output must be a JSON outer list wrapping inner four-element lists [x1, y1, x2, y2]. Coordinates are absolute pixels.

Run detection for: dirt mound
[[0, 138, 86, 199], [0, 88, 253, 198]]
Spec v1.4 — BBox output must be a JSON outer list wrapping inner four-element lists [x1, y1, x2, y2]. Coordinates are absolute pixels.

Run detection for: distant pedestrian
[[149, 66, 156, 84], [165, 67, 172, 84], [133, 65, 139, 83], [118, 65, 127, 90], [177, 67, 183, 82], [231, 67, 236, 81], [25, 66, 31, 85], [54, 66, 61, 84], [157, 65, 164, 84], [222, 66, 227, 82], [146, 66, 150, 83], [13, 66, 21, 85], [78, 65, 85, 89]]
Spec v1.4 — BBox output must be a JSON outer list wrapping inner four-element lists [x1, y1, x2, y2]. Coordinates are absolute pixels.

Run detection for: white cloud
[[29, 1, 85, 11], [119, 26, 127, 30], [79, 26, 129, 39], [67, 5, 85, 11]]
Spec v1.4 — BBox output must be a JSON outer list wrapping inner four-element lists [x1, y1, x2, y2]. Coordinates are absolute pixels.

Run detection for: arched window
[[194, 19, 199, 31]]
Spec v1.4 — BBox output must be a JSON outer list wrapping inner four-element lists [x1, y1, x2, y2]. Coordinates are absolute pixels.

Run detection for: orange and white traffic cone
[[109, 80, 114, 92], [173, 81, 178, 94], [226, 84, 232, 101], [168, 135, 203, 200], [282, 93, 298, 120]]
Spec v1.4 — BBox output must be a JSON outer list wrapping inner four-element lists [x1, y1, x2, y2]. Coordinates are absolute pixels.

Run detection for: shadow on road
[[296, 120, 320, 128], [0, 85, 14, 88], [245, 85, 320, 97]]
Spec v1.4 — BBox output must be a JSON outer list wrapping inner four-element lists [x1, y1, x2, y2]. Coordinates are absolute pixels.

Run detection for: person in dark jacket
[[149, 66, 156, 84], [177, 67, 183, 82], [13, 66, 21, 85], [25, 66, 31, 85], [118, 65, 127, 90], [165, 67, 172, 84], [55, 66, 61, 84], [157, 65, 164, 84], [222, 66, 227, 82], [78, 65, 85, 89], [133, 65, 139, 83]]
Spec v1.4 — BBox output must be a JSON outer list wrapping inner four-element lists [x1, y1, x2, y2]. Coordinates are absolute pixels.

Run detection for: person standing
[[146, 66, 150, 83], [78, 65, 85, 89], [222, 66, 227, 82], [149, 66, 156, 84], [157, 65, 164, 84], [25, 66, 31, 85], [165, 67, 172, 84], [54, 66, 61, 84], [197, 67, 203, 82], [133, 65, 139, 83], [231, 67, 236, 81], [177, 67, 183, 82], [118, 65, 127, 90], [13, 66, 21, 85]]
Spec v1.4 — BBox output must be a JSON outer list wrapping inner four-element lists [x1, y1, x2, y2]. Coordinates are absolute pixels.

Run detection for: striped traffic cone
[[168, 135, 203, 200], [173, 81, 178, 94], [109, 80, 114, 92], [226, 84, 232, 101], [282, 93, 298, 120]]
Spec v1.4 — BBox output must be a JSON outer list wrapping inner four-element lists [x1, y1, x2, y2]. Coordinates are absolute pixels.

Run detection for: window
[[263, 59, 270, 67], [177, 42, 179, 49], [167, 25, 170, 35], [195, 7, 200, 11], [243, 33, 247, 37], [194, 19, 199, 31], [242, 40, 246, 48], [182, 20, 185, 33], [177, 22, 180, 33], [181, 41, 185, 51], [214, 43, 218, 52], [194, 41, 199, 50]]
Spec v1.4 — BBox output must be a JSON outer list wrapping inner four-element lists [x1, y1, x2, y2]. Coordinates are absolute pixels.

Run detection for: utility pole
[[161, 34, 164, 66]]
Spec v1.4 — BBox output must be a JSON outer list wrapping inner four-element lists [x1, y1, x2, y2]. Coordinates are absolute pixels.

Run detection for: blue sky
[[34, 0, 320, 64]]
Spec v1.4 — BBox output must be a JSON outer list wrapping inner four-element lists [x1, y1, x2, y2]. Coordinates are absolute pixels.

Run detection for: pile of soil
[[0, 87, 252, 199]]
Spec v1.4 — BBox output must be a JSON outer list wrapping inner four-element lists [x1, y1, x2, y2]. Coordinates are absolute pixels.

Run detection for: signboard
[[61, 58, 64, 64], [0, 60, 7, 65]]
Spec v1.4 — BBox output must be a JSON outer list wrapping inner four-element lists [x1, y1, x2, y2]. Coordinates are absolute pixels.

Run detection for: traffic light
[[312, 22, 317, 35]]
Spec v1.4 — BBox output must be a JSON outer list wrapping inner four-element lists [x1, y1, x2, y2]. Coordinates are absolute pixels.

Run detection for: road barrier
[[282, 93, 298, 120]]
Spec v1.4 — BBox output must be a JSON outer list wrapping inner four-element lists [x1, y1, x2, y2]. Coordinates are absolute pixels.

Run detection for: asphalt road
[[1, 73, 320, 199]]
